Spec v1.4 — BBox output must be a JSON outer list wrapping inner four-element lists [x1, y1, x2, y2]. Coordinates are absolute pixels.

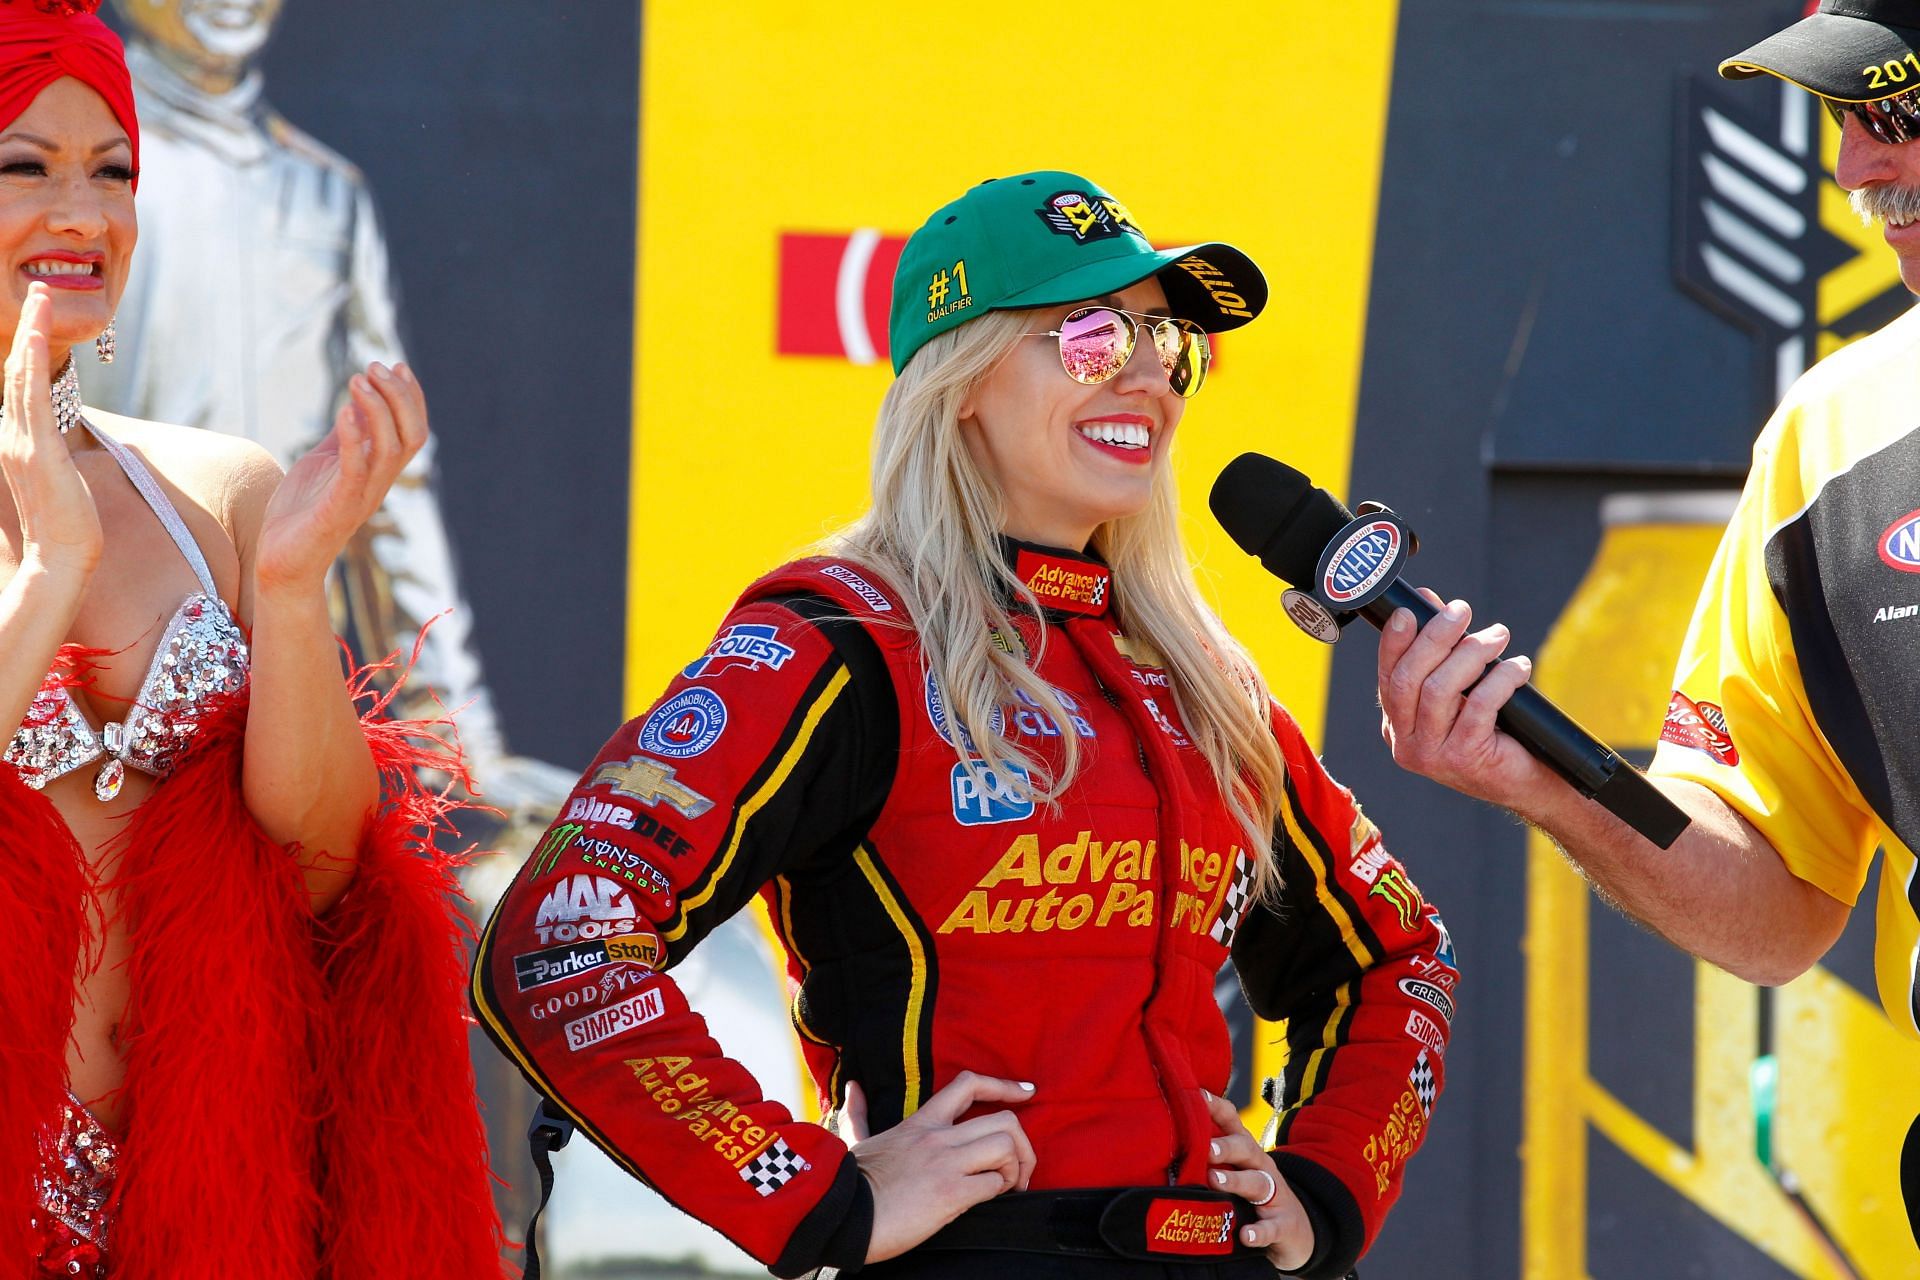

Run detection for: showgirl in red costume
[[0, 3, 500, 1276]]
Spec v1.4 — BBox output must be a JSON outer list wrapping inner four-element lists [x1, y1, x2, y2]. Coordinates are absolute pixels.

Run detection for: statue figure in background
[[86, 0, 575, 834]]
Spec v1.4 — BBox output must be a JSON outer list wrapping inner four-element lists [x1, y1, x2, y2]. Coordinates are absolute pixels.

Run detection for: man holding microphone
[[1374, 0, 1920, 1240]]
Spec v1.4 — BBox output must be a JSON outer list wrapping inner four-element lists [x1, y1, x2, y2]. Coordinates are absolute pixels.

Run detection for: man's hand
[[1375, 589, 1848, 986], [1375, 590, 1562, 819], [835, 1073, 1037, 1263]]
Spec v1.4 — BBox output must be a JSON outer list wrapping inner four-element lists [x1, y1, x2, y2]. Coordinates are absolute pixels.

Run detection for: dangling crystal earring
[[96, 316, 115, 365]]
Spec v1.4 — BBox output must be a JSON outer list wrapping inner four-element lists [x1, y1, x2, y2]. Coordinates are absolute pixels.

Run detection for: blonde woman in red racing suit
[[473, 170, 1458, 1280]]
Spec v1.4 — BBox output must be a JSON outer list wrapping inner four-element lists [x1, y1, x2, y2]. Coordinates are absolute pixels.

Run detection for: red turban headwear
[[0, 1, 137, 187]]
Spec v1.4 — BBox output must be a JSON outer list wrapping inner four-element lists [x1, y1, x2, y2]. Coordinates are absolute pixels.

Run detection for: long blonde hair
[[828, 307, 1290, 893]]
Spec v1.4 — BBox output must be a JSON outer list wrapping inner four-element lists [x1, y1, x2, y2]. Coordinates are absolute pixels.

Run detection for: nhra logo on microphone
[[1315, 512, 1409, 609]]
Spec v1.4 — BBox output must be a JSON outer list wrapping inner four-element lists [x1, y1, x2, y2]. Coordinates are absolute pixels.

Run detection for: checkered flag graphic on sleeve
[[740, 1138, 810, 1197], [1209, 853, 1253, 948], [1410, 1050, 1436, 1117]]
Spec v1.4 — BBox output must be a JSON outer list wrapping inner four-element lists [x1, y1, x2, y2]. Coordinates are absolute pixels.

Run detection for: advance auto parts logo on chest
[[1675, 75, 1909, 411]]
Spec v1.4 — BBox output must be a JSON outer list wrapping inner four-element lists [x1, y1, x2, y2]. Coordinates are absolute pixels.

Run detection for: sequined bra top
[[4, 422, 250, 803]]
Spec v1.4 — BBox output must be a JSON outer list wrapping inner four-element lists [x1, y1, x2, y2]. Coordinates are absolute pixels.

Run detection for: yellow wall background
[[627, 3, 1402, 746]]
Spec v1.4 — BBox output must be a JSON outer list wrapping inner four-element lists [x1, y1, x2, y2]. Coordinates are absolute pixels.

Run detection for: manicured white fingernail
[[1211, 1170, 1226, 1187], [1209, 1140, 1222, 1157], [1018, 1081, 1035, 1091], [1243, 1228, 1258, 1245]]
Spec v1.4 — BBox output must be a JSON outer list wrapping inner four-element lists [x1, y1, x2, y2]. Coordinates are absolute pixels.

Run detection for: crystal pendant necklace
[[0, 356, 83, 435], [51, 357, 81, 435]]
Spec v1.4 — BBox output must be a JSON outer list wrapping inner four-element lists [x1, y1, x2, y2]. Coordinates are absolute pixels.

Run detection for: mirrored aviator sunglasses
[[1824, 84, 1920, 144], [1028, 306, 1212, 398]]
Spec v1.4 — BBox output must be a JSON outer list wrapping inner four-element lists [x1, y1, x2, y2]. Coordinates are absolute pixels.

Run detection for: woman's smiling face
[[959, 276, 1184, 549]]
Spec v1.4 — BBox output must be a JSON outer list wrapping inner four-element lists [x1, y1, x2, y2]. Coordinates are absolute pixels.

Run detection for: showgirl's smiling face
[[0, 77, 136, 360]]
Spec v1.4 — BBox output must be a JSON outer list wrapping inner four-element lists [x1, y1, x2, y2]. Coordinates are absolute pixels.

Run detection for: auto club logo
[[1674, 71, 1909, 414]]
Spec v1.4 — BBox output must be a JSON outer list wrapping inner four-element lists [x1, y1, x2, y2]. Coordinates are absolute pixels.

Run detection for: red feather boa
[[0, 674, 503, 1279]]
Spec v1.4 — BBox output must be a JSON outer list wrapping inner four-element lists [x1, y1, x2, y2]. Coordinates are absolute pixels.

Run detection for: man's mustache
[[1852, 183, 1920, 229]]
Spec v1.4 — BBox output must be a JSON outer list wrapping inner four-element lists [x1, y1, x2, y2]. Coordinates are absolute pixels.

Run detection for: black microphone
[[1208, 452, 1690, 850]]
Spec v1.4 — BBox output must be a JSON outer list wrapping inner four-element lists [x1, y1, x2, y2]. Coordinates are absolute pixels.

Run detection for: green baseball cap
[[888, 170, 1269, 375]]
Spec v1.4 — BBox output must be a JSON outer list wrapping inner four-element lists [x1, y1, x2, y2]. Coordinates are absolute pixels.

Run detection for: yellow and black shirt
[[1651, 304, 1920, 1037]]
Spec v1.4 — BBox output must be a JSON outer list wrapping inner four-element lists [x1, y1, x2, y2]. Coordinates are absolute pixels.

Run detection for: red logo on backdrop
[[1144, 1198, 1236, 1256], [1659, 692, 1740, 766], [777, 231, 906, 363], [776, 232, 1227, 369]]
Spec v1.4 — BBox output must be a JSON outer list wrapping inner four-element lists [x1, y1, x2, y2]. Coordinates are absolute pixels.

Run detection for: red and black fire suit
[[471, 542, 1458, 1278]]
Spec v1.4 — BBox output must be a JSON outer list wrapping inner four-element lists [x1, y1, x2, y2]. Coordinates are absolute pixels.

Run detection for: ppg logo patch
[[951, 762, 1034, 826], [640, 689, 728, 758], [684, 624, 796, 678]]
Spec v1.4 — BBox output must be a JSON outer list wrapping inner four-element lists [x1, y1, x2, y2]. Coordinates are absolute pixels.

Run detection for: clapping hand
[[0, 283, 100, 576], [254, 362, 428, 594]]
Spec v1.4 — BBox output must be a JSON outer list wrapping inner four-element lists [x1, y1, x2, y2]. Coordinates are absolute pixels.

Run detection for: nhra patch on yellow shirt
[[1658, 691, 1739, 766]]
